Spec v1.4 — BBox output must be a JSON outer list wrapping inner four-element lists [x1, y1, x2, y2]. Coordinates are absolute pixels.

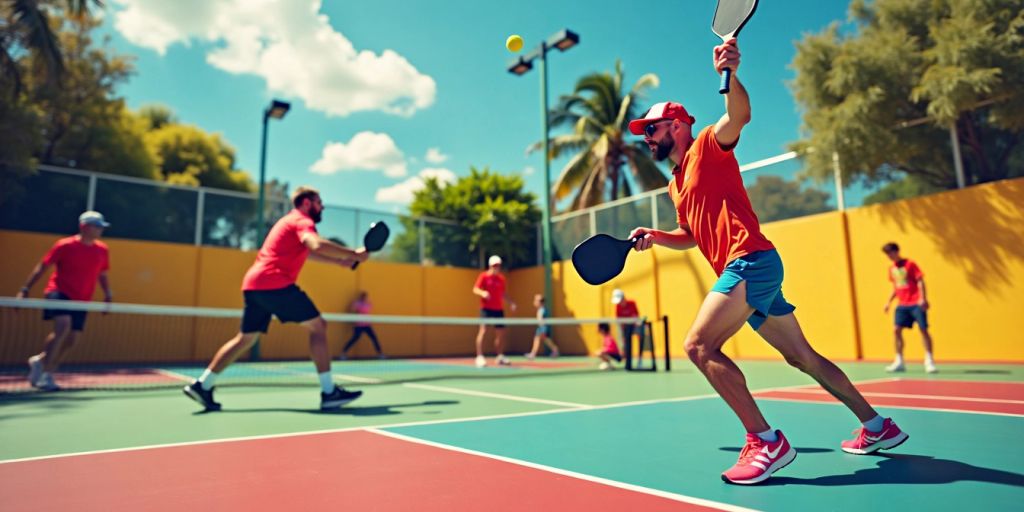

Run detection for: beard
[[650, 137, 674, 161], [310, 208, 322, 223]]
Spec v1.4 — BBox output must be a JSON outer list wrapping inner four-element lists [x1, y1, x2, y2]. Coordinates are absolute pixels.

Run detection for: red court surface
[[0, 430, 726, 512], [755, 379, 1024, 416]]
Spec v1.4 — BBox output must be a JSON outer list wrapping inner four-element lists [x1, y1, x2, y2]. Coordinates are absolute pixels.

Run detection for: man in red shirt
[[611, 289, 644, 357], [882, 242, 936, 373], [472, 255, 516, 367], [183, 187, 369, 411], [16, 211, 113, 391], [625, 38, 906, 484]]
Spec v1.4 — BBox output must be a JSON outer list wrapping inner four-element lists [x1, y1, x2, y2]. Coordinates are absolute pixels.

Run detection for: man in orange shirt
[[611, 289, 644, 357], [472, 255, 516, 368], [183, 187, 369, 411], [626, 38, 905, 485], [882, 242, 936, 373]]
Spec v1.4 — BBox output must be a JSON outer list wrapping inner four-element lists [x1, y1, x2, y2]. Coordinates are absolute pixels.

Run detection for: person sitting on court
[[612, 289, 644, 357], [525, 294, 559, 360], [597, 323, 622, 371], [183, 186, 369, 411], [340, 291, 384, 360], [16, 211, 113, 391], [472, 255, 517, 367], [882, 242, 936, 374], [624, 37, 906, 484]]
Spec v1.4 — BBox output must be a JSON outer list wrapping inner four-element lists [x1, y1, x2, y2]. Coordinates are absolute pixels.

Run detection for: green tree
[[790, 0, 1024, 196], [746, 175, 832, 222], [393, 168, 541, 268], [145, 122, 254, 192], [535, 61, 667, 211]]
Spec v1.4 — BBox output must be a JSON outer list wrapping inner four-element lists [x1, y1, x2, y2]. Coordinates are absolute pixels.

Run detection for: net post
[[663, 315, 670, 371]]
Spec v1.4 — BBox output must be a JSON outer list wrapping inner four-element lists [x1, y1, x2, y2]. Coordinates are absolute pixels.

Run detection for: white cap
[[611, 289, 624, 304], [79, 211, 110, 227], [488, 255, 503, 267]]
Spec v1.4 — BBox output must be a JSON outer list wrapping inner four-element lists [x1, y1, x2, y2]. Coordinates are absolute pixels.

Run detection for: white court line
[[0, 377, 891, 465], [754, 396, 1024, 418], [402, 383, 589, 408], [779, 387, 1024, 405], [151, 369, 192, 382], [335, 374, 383, 384], [367, 428, 760, 512]]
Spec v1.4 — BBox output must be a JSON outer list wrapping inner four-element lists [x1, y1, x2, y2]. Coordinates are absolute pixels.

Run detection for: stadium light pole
[[253, 99, 289, 361], [258, 99, 291, 243], [507, 29, 579, 312]]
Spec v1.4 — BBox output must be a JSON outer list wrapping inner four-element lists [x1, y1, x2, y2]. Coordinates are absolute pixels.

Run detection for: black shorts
[[241, 285, 320, 334], [602, 351, 623, 362], [480, 308, 506, 329], [42, 291, 88, 331], [894, 305, 928, 329]]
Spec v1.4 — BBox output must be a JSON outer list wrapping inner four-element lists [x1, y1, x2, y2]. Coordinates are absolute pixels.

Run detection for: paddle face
[[352, 221, 390, 269], [571, 234, 636, 286], [712, 0, 758, 94]]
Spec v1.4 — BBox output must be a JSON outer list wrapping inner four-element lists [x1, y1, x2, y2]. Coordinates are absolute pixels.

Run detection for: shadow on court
[[193, 399, 460, 417], [765, 453, 1024, 488]]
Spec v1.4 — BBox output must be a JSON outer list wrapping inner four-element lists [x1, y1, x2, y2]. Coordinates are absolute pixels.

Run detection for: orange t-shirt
[[668, 125, 774, 276], [241, 209, 317, 291], [474, 272, 506, 310]]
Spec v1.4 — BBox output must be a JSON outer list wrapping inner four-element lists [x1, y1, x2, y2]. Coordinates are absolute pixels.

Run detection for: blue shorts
[[535, 325, 551, 337], [711, 249, 796, 331], [894, 305, 928, 329]]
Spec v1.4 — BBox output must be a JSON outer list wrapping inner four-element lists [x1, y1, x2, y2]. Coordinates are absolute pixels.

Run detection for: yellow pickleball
[[506, 34, 524, 53]]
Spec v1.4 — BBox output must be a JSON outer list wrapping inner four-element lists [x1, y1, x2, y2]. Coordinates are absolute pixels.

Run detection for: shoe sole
[[722, 446, 798, 485], [841, 431, 909, 455], [321, 393, 362, 410], [182, 386, 221, 411]]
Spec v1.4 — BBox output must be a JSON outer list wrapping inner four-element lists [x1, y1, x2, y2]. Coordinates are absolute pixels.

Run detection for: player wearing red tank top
[[624, 38, 906, 485]]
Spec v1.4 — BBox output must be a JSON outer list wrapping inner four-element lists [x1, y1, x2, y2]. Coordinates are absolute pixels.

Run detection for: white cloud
[[522, 165, 536, 176], [424, 147, 448, 164], [111, 0, 436, 117], [375, 168, 456, 204], [310, 132, 407, 177]]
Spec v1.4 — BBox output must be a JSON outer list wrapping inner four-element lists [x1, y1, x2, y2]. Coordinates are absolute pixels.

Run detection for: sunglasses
[[644, 121, 668, 137]]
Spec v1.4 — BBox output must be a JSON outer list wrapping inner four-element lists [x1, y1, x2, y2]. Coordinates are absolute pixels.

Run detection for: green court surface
[[2, 359, 1022, 511]]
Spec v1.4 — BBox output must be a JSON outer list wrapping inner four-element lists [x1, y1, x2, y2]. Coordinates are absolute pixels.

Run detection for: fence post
[[832, 151, 846, 211], [588, 209, 596, 238], [536, 223, 543, 265], [949, 124, 966, 189], [194, 189, 205, 246], [650, 194, 659, 229], [418, 217, 426, 265], [86, 174, 97, 211]]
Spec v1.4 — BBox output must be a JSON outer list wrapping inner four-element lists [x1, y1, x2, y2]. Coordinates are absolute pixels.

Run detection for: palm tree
[[531, 60, 667, 211], [0, 0, 102, 94]]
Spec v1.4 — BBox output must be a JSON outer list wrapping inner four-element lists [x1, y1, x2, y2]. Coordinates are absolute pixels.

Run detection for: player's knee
[[684, 334, 715, 366], [305, 317, 327, 334]]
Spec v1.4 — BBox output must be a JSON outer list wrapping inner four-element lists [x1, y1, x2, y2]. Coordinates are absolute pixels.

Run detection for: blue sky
[[99, 0, 852, 213]]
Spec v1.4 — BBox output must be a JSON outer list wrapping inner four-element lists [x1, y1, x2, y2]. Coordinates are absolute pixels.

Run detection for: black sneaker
[[320, 385, 362, 410], [183, 381, 221, 411]]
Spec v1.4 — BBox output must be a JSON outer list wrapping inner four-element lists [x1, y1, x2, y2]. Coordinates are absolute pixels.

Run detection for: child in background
[[597, 322, 622, 370], [525, 294, 559, 360]]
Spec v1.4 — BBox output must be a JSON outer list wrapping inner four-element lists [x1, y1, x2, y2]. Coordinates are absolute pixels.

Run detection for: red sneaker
[[721, 430, 797, 485], [841, 418, 908, 455]]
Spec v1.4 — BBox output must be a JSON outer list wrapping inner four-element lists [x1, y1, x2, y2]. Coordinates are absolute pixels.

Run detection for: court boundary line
[[754, 396, 1024, 418], [366, 428, 759, 512], [402, 383, 590, 408], [0, 377, 901, 465], [780, 387, 1024, 405]]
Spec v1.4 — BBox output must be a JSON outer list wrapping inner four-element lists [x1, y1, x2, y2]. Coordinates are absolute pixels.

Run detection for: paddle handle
[[719, 67, 732, 94]]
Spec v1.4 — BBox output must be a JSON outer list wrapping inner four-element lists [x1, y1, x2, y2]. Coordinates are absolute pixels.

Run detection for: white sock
[[318, 372, 334, 393], [755, 429, 778, 443], [198, 369, 218, 391], [925, 352, 935, 364], [863, 415, 886, 433], [893, 354, 904, 365]]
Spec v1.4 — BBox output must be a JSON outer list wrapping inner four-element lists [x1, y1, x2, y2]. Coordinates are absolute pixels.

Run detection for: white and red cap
[[628, 101, 696, 135], [488, 255, 503, 267]]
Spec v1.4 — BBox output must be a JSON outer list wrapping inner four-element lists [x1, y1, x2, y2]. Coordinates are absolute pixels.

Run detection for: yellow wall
[[3, 178, 1022, 364], [846, 179, 1024, 362]]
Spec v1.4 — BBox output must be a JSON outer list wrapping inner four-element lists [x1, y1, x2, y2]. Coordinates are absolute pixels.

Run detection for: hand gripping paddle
[[712, 0, 758, 94], [351, 221, 390, 269], [571, 234, 639, 286]]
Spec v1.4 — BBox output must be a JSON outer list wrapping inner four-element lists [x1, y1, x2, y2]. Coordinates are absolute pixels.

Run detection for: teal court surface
[[1, 359, 1022, 511]]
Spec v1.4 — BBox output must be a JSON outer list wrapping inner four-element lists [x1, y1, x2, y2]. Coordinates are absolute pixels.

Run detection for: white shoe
[[496, 355, 511, 366], [475, 355, 486, 368], [524, 353, 535, 360], [550, 350, 560, 358], [924, 361, 938, 374], [27, 355, 43, 387], [885, 361, 905, 373], [598, 362, 610, 371], [36, 372, 60, 391]]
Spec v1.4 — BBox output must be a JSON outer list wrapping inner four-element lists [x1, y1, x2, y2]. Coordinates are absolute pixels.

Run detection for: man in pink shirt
[[17, 211, 113, 391], [472, 255, 516, 368], [183, 187, 369, 411]]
